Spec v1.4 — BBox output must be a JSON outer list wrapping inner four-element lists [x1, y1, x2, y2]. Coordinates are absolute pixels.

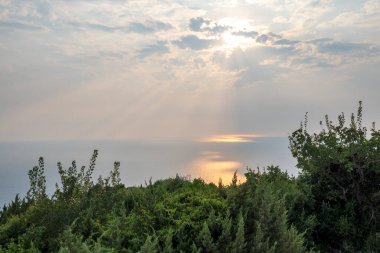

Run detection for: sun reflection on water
[[190, 151, 246, 185]]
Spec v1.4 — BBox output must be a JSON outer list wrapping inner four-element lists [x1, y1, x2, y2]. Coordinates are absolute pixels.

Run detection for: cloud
[[363, 0, 380, 15], [255, 32, 281, 44], [231, 30, 258, 38], [271, 0, 333, 37], [1, 0, 380, 142], [212, 30, 380, 86], [138, 41, 169, 58], [127, 20, 173, 34], [173, 35, 220, 50], [273, 39, 299, 45], [315, 40, 371, 54], [72, 20, 173, 34], [189, 16, 230, 34], [256, 34, 270, 44], [272, 16, 288, 24], [84, 22, 117, 32], [212, 47, 286, 86], [322, 0, 380, 29], [189, 17, 209, 31], [0, 20, 46, 31]]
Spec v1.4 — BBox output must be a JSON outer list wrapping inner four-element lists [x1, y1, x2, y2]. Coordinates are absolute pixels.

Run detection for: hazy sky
[[1, 0, 380, 141]]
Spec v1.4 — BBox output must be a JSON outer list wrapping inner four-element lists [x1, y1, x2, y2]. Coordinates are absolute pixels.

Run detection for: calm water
[[0, 138, 297, 206]]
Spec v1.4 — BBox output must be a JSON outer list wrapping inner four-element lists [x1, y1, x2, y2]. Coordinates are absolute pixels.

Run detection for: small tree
[[54, 150, 98, 202], [231, 211, 246, 253], [27, 157, 47, 202], [108, 161, 122, 187], [198, 222, 216, 253], [289, 101, 380, 252]]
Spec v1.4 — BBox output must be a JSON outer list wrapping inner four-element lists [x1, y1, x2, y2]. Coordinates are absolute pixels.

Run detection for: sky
[[1, 0, 380, 142]]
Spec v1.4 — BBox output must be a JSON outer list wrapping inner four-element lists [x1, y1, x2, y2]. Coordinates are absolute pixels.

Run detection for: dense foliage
[[0, 103, 379, 252], [289, 102, 379, 252]]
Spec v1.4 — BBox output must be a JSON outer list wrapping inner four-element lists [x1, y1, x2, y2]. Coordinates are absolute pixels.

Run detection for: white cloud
[[281, 0, 333, 38], [321, 0, 380, 30], [272, 16, 288, 23], [0, 0, 380, 141], [363, 0, 380, 15]]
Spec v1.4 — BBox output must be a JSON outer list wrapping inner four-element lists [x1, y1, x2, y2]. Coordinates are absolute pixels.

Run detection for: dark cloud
[[267, 32, 282, 39], [139, 41, 169, 58], [207, 24, 230, 34], [0, 21, 45, 32], [173, 35, 220, 50], [273, 39, 299, 45], [302, 39, 379, 62], [256, 34, 270, 44], [189, 17, 230, 34], [189, 17, 210, 31], [127, 22, 156, 33], [74, 20, 173, 34], [308, 0, 324, 7], [316, 40, 370, 54], [260, 35, 375, 59], [127, 21, 173, 34], [86, 23, 117, 32], [256, 32, 282, 44], [232, 30, 258, 38]]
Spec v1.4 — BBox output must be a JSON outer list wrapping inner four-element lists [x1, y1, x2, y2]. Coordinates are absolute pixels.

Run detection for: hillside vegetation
[[0, 103, 379, 252]]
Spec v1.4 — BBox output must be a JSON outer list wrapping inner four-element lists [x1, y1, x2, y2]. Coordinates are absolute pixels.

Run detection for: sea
[[0, 137, 297, 206]]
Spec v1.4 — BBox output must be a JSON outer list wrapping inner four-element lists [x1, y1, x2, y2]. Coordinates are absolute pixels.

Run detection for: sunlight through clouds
[[0, 0, 380, 141]]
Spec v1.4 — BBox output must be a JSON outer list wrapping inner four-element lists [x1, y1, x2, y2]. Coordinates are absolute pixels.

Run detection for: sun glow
[[203, 134, 261, 143], [222, 33, 251, 49], [217, 18, 255, 50], [191, 152, 246, 184]]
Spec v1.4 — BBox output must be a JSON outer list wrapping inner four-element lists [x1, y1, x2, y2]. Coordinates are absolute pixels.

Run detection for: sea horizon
[[0, 137, 296, 206]]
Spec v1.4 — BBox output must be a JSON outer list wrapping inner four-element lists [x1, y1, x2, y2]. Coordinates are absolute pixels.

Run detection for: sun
[[216, 18, 254, 50], [222, 33, 251, 49]]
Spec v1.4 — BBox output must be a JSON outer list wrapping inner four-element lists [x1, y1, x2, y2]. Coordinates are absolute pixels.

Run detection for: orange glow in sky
[[203, 134, 261, 143]]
